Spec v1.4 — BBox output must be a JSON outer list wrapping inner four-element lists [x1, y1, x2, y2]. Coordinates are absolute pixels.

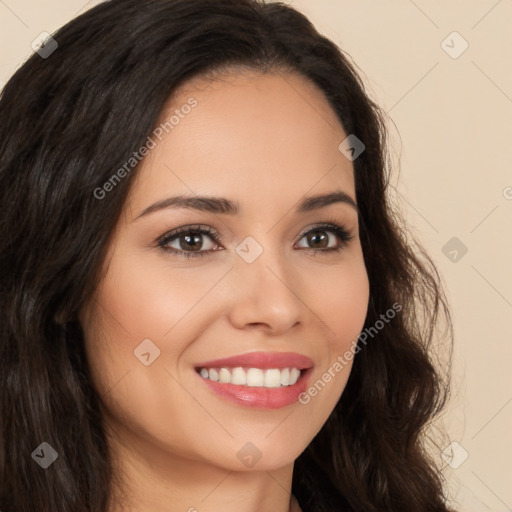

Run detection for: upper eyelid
[[157, 224, 219, 242]]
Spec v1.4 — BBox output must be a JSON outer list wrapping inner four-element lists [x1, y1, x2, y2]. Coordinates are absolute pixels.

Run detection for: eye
[[157, 221, 354, 259], [157, 225, 222, 259], [295, 222, 354, 254]]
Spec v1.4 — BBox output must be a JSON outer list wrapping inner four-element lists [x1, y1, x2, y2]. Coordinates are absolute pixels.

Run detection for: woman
[[0, 1, 454, 511]]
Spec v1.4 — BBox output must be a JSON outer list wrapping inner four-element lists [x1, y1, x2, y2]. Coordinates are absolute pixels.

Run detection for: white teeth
[[231, 367, 247, 385], [264, 369, 282, 388], [290, 368, 300, 385], [246, 368, 264, 387], [218, 368, 231, 383], [198, 366, 303, 387]]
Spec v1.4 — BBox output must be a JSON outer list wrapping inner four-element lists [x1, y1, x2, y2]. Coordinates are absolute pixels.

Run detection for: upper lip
[[194, 351, 313, 370]]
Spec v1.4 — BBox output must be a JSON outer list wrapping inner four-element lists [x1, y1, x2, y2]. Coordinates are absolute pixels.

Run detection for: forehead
[[126, 70, 355, 218]]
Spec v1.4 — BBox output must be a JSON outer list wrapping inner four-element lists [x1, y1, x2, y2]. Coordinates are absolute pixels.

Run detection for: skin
[[80, 68, 370, 512]]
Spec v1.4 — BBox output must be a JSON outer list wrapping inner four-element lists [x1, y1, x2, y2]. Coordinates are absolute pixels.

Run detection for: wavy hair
[[0, 1, 454, 510]]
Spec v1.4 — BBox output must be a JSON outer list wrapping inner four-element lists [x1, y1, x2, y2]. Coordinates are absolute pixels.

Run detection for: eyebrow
[[134, 190, 358, 220]]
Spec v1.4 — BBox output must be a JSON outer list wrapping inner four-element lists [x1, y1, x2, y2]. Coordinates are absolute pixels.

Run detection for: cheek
[[80, 277, 206, 462], [79, 254, 233, 443], [325, 268, 369, 349], [304, 251, 370, 352], [294, 252, 369, 418], [90, 249, 232, 353]]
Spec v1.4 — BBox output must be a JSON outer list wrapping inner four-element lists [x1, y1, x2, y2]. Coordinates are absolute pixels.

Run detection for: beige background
[[1, 1, 511, 510]]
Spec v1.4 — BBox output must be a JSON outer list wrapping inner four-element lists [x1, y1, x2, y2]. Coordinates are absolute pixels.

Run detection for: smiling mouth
[[195, 366, 304, 388]]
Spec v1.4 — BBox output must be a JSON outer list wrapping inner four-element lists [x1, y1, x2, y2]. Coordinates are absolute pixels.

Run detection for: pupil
[[182, 234, 202, 251], [309, 231, 327, 248]]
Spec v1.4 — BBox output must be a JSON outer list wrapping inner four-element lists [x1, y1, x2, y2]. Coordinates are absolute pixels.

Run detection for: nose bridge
[[235, 230, 289, 285]]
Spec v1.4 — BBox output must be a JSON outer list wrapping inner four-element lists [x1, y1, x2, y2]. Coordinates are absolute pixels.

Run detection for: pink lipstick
[[194, 351, 313, 409]]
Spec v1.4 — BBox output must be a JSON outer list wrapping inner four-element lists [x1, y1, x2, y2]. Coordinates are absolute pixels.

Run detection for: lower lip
[[196, 368, 313, 409]]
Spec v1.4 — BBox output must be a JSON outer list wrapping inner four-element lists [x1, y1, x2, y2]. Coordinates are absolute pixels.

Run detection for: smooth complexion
[[80, 69, 370, 512]]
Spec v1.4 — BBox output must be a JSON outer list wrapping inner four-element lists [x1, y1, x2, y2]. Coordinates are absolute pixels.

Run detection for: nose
[[227, 246, 302, 334]]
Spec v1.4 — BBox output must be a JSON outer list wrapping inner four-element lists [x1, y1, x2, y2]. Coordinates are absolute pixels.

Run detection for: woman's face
[[81, 69, 369, 473]]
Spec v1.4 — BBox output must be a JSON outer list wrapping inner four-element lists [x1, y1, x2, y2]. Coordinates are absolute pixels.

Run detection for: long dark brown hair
[[0, 1, 454, 510]]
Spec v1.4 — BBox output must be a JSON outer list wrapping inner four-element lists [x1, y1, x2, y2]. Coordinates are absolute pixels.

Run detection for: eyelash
[[156, 220, 354, 260]]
